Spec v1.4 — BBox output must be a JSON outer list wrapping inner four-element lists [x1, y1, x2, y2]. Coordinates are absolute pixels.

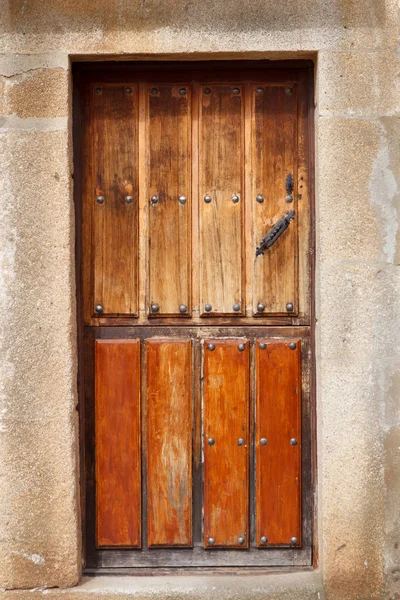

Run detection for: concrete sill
[[2, 571, 324, 599]]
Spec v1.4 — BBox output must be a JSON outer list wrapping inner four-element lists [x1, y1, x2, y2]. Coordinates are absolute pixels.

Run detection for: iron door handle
[[255, 210, 295, 256]]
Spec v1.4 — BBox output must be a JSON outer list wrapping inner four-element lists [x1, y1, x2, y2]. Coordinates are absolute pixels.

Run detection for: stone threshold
[[1, 571, 324, 599]]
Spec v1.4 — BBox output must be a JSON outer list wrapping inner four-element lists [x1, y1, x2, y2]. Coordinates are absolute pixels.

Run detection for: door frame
[[72, 59, 316, 573]]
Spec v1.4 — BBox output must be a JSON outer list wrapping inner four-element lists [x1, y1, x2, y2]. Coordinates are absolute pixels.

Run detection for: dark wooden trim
[[307, 66, 318, 570], [85, 565, 315, 576], [72, 60, 315, 78]]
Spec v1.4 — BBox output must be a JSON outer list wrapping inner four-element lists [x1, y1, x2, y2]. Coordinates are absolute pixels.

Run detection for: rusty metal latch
[[255, 210, 295, 257]]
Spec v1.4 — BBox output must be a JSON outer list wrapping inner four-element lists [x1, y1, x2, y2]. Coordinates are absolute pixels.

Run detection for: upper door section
[[78, 64, 312, 326]]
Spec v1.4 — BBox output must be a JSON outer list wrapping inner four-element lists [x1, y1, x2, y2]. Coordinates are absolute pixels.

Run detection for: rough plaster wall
[[0, 0, 399, 598]]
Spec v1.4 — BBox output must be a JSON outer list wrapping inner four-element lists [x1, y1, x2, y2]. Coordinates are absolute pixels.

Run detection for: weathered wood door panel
[[255, 339, 302, 547], [147, 85, 192, 317], [199, 85, 245, 316], [78, 62, 313, 570], [203, 339, 249, 548], [146, 339, 193, 547], [91, 84, 139, 318], [252, 85, 298, 316], [95, 340, 141, 547]]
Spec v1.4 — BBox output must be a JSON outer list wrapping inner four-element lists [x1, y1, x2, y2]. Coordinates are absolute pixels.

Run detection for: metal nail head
[[232, 194, 239, 203], [290, 438, 298, 446], [125, 87, 132, 94], [204, 194, 212, 203], [208, 537, 215, 545], [151, 303, 160, 314], [208, 438, 215, 446], [151, 195, 159, 204], [179, 304, 187, 313], [237, 438, 245, 446], [290, 537, 298, 546], [204, 87, 211, 95], [179, 88, 187, 95], [257, 302, 265, 313], [150, 87, 158, 95], [260, 438, 268, 446], [232, 87, 240, 95], [256, 194, 264, 203], [233, 303, 241, 312], [238, 343, 246, 351], [95, 304, 103, 314], [286, 87, 294, 95], [260, 536, 268, 545], [286, 195, 293, 203], [204, 304, 212, 312], [95, 87, 102, 95], [286, 302, 294, 312], [96, 195, 105, 204], [256, 87, 264, 94], [178, 195, 187, 205], [125, 195, 133, 204], [207, 343, 215, 351], [259, 342, 266, 350], [289, 342, 297, 350], [238, 536, 245, 545]]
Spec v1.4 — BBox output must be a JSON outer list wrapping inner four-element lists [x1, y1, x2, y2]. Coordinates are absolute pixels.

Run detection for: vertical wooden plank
[[95, 340, 141, 547], [147, 84, 191, 316], [81, 81, 94, 325], [203, 339, 249, 548], [92, 83, 139, 316], [199, 84, 245, 316], [138, 82, 148, 320], [146, 340, 192, 547], [252, 85, 298, 316], [297, 71, 312, 322], [256, 339, 302, 547], [191, 82, 200, 319]]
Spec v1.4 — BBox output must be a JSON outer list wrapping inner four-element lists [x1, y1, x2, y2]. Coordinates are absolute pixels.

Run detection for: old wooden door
[[76, 62, 314, 570]]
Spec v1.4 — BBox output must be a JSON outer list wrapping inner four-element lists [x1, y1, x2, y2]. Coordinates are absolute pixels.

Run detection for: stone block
[[0, 129, 80, 589], [4, 68, 69, 118], [318, 356, 387, 599], [316, 118, 383, 262], [318, 50, 400, 117], [316, 261, 400, 360]]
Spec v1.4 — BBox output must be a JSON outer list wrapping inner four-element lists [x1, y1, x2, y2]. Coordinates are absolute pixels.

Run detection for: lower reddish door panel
[[255, 339, 302, 547], [203, 339, 250, 548], [146, 339, 193, 547], [92, 334, 304, 558], [95, 340, 141, 547]]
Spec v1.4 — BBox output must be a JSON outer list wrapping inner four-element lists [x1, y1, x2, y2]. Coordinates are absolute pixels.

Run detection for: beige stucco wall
[[0, 1, 399, 598]]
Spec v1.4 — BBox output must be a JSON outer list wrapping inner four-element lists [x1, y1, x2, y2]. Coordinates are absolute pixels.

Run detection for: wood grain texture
[[203, 339, 249, 548], [252, 85, 298, 316], [147, 85, 191, 316], [146, 339, 193, 547], [199, 85, 244, 316], [256, 339, 302, 546], [92, 84, 139, 316], [77, 64, 314, 569], [95, 340, 141, 547]]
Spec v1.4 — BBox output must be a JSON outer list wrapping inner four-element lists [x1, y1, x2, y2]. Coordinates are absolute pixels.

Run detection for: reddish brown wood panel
[[147, 85, 191, 316], [92, 84, 139, 317], [203, 339, 249, 548], [95, 340, 141, 547], [252, 85, 298, 316], [256, 339, 302, 547], [146, 339, 193, 547], [199, 84, 244, 316]]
